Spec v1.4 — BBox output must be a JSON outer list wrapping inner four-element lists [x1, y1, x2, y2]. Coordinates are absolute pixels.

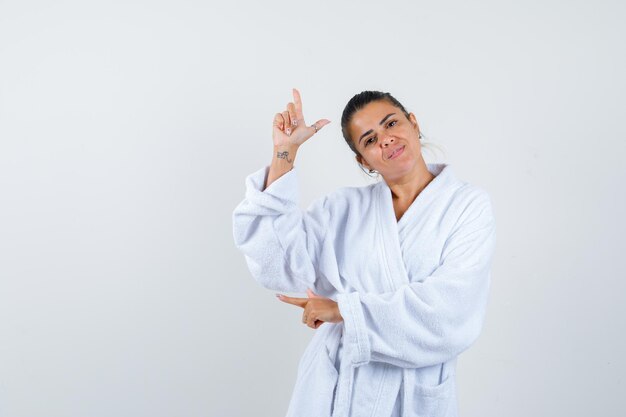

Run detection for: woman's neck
[[386, 161, 435, 205]]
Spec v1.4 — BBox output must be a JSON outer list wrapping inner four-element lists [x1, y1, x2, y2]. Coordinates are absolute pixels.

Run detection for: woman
[[232, 88, 496, 417]]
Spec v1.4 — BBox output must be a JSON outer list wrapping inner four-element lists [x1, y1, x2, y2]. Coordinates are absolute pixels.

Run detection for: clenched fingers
[[302, 308, 321, 328], [273, 113, 285, 131]]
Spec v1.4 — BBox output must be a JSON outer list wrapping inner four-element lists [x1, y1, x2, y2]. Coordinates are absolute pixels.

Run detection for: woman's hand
[[276, 288, 343, 329], [273, 88, 331, 149]]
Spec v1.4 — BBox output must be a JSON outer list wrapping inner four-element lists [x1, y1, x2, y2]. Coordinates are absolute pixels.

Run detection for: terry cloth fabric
[[232, 162, 496, 417]]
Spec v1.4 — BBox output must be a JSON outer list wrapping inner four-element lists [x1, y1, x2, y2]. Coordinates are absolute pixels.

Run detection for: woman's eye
[[387, 120, 397, 128], [365, 137, 376, 146]]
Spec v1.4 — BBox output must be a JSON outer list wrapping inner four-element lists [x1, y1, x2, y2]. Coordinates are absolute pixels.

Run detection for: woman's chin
[[381, 161, 419, 182]]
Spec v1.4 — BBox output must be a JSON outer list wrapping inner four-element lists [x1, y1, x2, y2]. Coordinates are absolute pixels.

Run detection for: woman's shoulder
[[305, 182, 379, 218], [453, 181, 492, 205], [431, 163, 492, 204], [429, 163, 495, 227], [325, 181, 380, 207], [446, 179, 495, 229]]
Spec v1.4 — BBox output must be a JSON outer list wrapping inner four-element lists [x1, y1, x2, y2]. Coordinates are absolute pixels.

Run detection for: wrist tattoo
[[276, 151, 293, 163]]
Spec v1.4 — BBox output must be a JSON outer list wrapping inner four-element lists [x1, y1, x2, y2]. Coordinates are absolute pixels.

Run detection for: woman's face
[[348, 100, 422, 181]]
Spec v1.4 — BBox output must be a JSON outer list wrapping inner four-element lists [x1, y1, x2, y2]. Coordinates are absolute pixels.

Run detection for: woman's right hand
[[273, 88, 331, 148]]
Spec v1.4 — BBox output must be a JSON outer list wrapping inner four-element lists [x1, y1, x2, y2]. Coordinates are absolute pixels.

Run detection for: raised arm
[[233, 88, 332, 294]]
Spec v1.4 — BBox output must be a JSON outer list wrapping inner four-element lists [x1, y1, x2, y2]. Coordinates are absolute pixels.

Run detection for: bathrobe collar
[[373, 162, 456, 290], [379, 163, 453, 229]]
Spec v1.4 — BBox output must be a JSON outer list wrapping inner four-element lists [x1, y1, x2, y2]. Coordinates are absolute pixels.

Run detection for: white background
[[1, 0, 625, 416]]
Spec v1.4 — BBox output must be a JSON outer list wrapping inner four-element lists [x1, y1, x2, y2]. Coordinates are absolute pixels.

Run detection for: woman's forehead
[[350, 100, 400, 133]]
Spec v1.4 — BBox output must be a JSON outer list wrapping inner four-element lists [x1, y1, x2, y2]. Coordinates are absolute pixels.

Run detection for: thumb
[[307, 288, 321, 299], [310, 119, 331, 134]]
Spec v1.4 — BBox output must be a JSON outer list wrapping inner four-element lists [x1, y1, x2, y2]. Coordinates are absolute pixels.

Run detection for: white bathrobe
[[232, 162, 496, 417]]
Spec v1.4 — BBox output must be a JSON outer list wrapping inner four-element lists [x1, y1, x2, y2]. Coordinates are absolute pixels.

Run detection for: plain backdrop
[[1, 0, 625, 416]]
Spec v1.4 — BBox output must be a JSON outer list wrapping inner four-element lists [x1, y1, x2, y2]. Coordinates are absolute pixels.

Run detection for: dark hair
[[341, 91, 411, 156]]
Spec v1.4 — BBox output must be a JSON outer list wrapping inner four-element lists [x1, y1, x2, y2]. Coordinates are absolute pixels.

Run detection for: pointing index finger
[[292, 88, 304, 121], [277, 294, 308, 308]]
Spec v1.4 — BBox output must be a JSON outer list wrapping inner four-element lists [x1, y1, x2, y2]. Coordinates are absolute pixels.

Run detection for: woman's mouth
[[387, 145, 405, 160]]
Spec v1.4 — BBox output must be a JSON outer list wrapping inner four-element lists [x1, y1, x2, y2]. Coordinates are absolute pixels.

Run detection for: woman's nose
[[382, 136, 394, 147]]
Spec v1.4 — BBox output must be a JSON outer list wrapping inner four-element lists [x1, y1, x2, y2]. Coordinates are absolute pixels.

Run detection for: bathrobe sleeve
[[232, 165, 332, 294], [336, 192, 496, 369]]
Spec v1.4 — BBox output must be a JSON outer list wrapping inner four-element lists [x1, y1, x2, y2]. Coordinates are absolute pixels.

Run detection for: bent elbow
[[445, 313, 487, 358]]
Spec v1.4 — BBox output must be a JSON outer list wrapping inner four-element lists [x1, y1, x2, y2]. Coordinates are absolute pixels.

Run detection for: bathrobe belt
[[329, 323, 411, 417], [328, 323, 353, 417]]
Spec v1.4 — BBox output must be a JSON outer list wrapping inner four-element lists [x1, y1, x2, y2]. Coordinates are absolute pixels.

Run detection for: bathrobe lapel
[[376, 163, 449, 289], [333, 163, 451, 417], [331, 178, 410, 417], [375, 179, 411, 290]]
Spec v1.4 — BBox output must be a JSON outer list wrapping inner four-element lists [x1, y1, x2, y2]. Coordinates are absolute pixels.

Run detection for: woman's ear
[[355, 154, 371, 171], [408, 113, 419, 130]]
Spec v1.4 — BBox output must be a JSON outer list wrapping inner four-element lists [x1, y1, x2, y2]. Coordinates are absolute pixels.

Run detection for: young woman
[[232, 88, 496, 417]]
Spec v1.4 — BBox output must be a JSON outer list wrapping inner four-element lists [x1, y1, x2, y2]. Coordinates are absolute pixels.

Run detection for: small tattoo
[[276, 151, 292, 163]]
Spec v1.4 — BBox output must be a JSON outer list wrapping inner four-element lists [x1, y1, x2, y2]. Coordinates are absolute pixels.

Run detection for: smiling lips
[[387, 145, 405, 160]]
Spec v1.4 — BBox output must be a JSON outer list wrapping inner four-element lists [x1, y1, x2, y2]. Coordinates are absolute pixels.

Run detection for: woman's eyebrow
[[358, 113, 397, 145]]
